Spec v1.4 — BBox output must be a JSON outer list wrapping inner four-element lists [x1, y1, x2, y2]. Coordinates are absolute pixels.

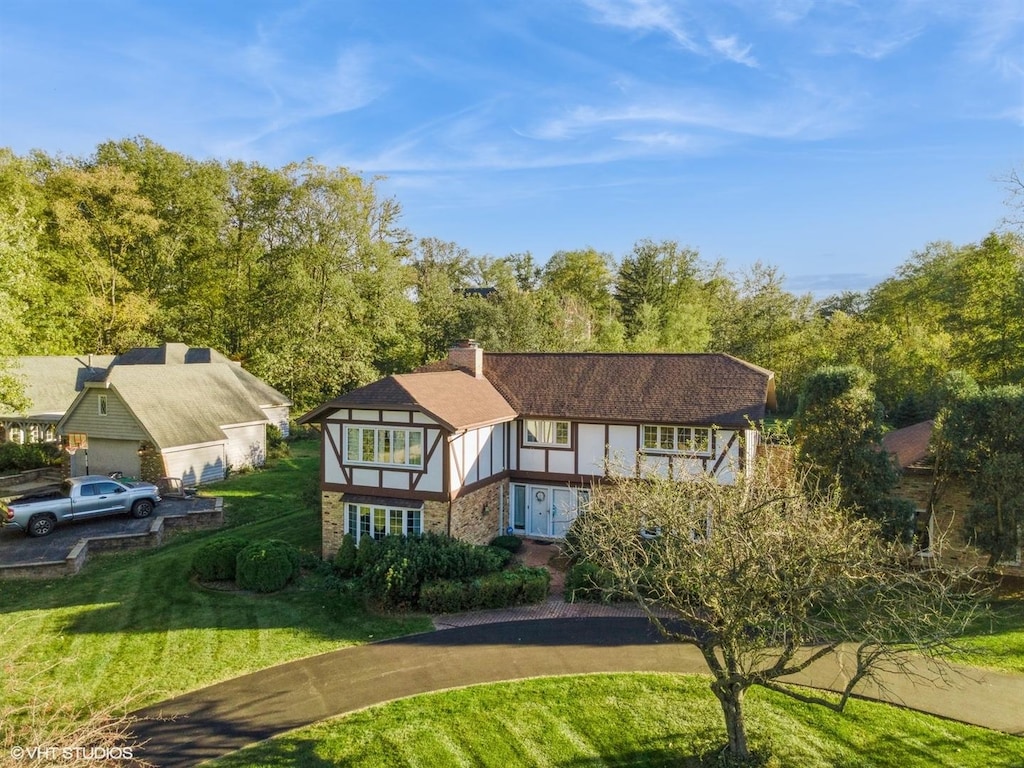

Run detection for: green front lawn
[[1, 441, 430, 725], [958, 598, 1024, 674], [210, 673, 1024, 768]]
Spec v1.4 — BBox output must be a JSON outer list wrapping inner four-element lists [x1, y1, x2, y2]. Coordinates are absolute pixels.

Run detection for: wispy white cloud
[[709, 35, 758, 67], [580, 0, 701, 52], [526, 85, 854, 144], [580, 0, 758, 67]]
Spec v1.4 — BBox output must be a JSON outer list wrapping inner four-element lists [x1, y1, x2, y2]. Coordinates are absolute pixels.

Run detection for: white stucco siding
[[450, 424, 506, 491], [519, 448, 545, 473], [417, 466, 443, 493], [548, 449, 574, 475], [577, 423, 606, 475], [352, 468, 379, 486], [321, 412, 443, 493], [381, 470, 409, 489], [639, 454, 671, 479], [164, 443, 228, 485], [325, 453, 346, 485], [223, 422, 266, 469], [508, 422, 518, 471], [607, 425, 638, 474]]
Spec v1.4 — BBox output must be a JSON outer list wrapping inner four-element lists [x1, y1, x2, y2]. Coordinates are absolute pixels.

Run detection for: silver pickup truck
[[1, 475, 162, 537]]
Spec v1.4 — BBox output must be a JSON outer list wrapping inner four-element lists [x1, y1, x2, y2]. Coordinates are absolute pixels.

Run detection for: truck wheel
[[28, 514, 56, 537], [131, 499, 154, 519]]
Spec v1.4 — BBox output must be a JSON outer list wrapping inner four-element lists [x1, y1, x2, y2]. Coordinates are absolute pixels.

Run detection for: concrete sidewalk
[[129, 616, 1024, 768]]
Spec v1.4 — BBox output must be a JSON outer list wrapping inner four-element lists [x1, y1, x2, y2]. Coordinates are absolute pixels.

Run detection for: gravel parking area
[[0, 496, 219, 567]]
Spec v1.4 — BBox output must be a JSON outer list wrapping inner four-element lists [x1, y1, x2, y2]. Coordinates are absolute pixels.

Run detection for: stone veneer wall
[[424, 480, 505, 546], [322, 491, 345, 559]]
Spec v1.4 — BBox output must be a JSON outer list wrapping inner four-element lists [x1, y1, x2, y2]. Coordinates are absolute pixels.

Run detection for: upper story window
[[524, 419, 570, 447], [642, 425, 711, 455], [345, 426, 423, 468], [98, 395, 108, 416]]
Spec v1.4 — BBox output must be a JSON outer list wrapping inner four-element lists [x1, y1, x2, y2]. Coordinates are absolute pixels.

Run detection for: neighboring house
[[59, 362, 271, 484], [885, 420, 1023, 574], [111, 343, 292, 437], [0, 356, 114, 444], [1, 344, 291, 485], [300, 341, 776, 557]]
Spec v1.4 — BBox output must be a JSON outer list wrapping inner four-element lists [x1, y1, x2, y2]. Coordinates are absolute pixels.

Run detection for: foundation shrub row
[[332, 532, 543, 611]]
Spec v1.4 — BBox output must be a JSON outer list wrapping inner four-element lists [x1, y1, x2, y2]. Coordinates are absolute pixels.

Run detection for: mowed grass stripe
[[209, 673, 1024, 768], [1, 441, 430, 724]]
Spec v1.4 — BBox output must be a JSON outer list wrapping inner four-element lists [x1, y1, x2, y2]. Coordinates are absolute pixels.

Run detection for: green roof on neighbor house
[[61, 363, 270, 449], [113, 343, 291, 407], [1, 356, 115, 420]]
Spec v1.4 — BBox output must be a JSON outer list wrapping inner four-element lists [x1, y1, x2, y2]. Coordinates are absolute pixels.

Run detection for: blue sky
[[1, 1, 1021, 294]]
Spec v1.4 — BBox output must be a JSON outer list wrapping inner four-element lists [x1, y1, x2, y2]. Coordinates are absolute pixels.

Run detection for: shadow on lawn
[[51, 587, 423, 640]]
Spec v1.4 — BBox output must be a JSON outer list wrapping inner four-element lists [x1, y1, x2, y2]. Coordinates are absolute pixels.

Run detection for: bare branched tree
[[568, 450, 985, 761], [0, 634, 149, 768]]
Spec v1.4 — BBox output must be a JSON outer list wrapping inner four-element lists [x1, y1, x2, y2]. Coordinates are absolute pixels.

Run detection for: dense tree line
[[1, 138, 1021, 417]]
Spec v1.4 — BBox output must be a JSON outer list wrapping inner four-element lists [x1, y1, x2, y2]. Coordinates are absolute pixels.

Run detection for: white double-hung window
[[345, 426, 424, 467], [523, 419, 570, 447], [642, 425, 711, 454]]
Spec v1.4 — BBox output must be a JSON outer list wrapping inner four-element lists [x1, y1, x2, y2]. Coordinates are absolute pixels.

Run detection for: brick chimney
[[448, 339, 484, 379]]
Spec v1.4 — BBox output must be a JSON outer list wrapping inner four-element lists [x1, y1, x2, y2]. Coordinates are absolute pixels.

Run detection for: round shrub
[[262, 539, 301, 573], [236, 541, 298, 593], [191, 537, 248, 581], [334, 533, 358, 577], [489, 534, 523, 554]]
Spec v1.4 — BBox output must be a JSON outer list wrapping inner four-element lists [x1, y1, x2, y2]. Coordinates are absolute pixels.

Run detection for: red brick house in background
[[299, 341, 776, 558], [884, 420, 1022, 574]]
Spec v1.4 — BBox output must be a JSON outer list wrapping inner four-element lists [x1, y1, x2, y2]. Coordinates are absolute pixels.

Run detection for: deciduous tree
[[568, 453, 982, 762]]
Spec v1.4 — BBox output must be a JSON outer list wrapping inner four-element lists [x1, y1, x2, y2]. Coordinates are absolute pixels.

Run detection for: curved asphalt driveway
[[129, 617, 1024, 768]]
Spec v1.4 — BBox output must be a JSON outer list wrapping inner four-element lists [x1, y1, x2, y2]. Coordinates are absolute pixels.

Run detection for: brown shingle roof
[[299, 371, 517, 432], [882, 420, 934, 469], [482, 353, 774, 427], [304, 352, 774, 430]]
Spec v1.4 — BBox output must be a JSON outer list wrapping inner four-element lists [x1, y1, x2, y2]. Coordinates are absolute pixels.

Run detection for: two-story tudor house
[[300, 342, 776, 558]]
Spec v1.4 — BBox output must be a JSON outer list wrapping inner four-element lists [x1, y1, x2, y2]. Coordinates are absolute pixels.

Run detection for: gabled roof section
[[482, 353, 775, 427], [1, 356, 115, 419], [882, 420, 934, 469], [299, 371, 517, 432], [113, 343, 291, 407], [77, 364, 269, 448]]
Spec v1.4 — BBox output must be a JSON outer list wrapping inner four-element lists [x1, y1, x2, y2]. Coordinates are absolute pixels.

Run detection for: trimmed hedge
[[419, 567, 551, 613], [355, 533, 513, 609], [191, 536, 248, 581], [356, 536, 512, 606], [236, 539, 300, 593]]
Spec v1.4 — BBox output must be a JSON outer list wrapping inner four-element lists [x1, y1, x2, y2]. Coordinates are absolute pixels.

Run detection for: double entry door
[[510, 484, 587, 538]]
